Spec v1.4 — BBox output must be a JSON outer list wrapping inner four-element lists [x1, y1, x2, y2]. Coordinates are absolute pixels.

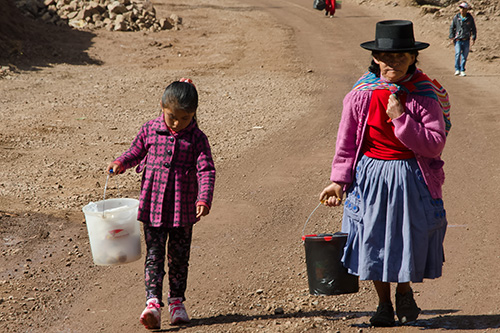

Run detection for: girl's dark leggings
[[143, 224, 193, 305]]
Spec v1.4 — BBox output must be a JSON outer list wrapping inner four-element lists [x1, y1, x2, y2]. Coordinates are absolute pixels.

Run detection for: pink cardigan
[[331, 89, 447, 199]]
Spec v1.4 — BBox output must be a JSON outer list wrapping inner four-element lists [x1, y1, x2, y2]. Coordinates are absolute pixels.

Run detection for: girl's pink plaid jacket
[[115, 115, 216, 227]]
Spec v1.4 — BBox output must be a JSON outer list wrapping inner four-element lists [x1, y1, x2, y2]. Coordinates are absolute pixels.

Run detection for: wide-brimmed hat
[[360, 20, 429, 52]]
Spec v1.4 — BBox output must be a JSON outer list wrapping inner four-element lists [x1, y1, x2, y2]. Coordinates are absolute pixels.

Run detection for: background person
[[449, 2, 477, 76], [107, 78, 216, 330], [325, 0, 336, 17], [320, 20, 450, 327]]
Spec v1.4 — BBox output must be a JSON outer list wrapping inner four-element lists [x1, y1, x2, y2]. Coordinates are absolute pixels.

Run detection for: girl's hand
[[319, 182, 344, 207], [196, 204, 209, 218], [387, 94, 405, 120], [106, 162, 122, 175]]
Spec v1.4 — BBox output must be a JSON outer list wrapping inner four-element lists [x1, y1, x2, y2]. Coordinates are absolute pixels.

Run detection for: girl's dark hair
[[161, 81, 198, 113], [368, 51, 419, 77]]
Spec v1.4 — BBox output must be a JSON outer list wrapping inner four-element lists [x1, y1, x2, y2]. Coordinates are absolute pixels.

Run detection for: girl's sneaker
[[140, 298, 161, 330], [168, 297, 190, 325]]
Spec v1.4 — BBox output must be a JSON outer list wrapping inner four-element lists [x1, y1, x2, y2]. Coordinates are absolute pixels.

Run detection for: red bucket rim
[[302, 233, 347, 242]]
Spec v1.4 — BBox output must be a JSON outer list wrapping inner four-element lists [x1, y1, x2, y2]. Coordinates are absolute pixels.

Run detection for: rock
[[81, 6, 99, 20], [159, 18, 173, 30], [12, 0, 181, 32], [142, 0, 155, 14], [420, 5, 441, 14], [274, 307, 284, 315], [67, 11, 77, 19], [41, 11, 52, 21], [88, 1, 106, 14], [170, 13, 181, 25], [108, 1, 126, 15], [114, 20, 127, 31]]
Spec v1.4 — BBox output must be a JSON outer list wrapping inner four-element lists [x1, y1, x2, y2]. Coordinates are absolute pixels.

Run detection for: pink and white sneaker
[[140, 298, 161, 330], [168, 297, 190, 325]]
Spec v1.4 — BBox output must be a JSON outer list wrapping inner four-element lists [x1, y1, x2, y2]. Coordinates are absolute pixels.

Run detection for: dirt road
[[1, 0, 500, 331]]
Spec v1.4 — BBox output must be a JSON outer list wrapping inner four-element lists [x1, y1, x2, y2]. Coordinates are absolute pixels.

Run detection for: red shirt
[[361, 89, 415, 160]]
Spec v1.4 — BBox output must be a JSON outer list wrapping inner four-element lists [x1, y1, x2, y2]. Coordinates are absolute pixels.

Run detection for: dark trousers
[[143, 224, 193, 305]]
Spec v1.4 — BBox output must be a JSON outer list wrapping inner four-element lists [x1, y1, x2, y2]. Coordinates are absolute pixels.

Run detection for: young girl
[[106, 78, 216, 329]]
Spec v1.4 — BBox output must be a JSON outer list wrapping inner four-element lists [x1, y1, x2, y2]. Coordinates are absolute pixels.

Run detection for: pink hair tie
[[179, 78, 195, 88]]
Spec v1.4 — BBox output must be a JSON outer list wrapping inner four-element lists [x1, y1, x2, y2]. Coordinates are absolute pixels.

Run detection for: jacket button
[[167, 150, 172, 155], [169, 137, 174, 142], [164, 162, 170, 168]]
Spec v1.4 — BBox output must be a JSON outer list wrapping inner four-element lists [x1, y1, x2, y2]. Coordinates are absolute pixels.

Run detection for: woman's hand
[[196, 204, 209, 218], [319, 182, 344, 207], [386, 94, 405, 120]]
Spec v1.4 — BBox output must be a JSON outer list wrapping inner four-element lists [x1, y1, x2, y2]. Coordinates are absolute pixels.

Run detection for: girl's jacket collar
[[152, 115, 197, 136]]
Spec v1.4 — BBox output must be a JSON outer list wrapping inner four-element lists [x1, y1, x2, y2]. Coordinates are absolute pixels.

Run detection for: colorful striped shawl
[[352, 70, 451, 136]]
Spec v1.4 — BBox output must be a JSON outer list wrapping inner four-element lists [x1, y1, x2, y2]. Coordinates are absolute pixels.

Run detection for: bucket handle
[[302, 201, 325, 238], [102, 171, 121, 216]]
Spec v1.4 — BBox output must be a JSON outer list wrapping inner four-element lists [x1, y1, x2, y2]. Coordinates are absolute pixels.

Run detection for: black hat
[[360, 20, 429, 52]]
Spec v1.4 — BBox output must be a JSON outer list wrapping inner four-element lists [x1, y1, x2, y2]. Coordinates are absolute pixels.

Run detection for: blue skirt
[[341, 155, 447, 283]]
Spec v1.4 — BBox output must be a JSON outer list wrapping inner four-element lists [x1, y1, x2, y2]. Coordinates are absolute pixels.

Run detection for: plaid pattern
[[116, 116, 215, 227]]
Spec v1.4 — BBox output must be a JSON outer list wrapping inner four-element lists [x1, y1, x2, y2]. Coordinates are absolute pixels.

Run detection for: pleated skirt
[[341, 155, 447, 283]]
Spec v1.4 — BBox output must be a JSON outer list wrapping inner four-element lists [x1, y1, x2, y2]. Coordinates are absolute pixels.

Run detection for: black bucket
[[302, 232, 359, 295]]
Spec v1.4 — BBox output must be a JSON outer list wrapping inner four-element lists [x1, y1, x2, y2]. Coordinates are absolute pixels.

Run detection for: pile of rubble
[[12, 0, 181, 32]]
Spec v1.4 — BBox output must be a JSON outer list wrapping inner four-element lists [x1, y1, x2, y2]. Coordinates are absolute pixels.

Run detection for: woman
[[320, 20, 450, 327]]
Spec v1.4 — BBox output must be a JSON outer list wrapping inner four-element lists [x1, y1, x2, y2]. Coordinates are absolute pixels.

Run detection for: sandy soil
[[1, 0, 500, 332]]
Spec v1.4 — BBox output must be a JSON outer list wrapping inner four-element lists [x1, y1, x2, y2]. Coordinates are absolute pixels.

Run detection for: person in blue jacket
[[449, 2, 477, 77]]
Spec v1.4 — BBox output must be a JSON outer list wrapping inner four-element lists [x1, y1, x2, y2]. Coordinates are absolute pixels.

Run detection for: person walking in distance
[[324, 0, 336, 17], [449, 2, 477, 76], [106, 78, 216, 330]]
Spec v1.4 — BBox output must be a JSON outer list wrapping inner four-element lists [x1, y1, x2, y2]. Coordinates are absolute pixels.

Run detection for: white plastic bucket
[[82, 198, 141, 266]]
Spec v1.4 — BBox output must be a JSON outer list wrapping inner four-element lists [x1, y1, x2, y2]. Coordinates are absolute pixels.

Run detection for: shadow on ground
[[352, 310, 500, 330], [153, 310, 358, 332], [0, 0, 101, 70], [409, 314, 500, 330], [148, 308, 499, 331]]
